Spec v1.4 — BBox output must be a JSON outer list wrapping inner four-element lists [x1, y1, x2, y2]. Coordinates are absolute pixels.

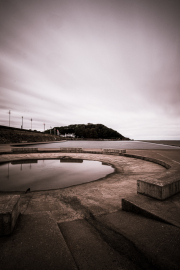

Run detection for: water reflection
[[10, 159, 38, 171], [8, 163, 9, 179], [11, 160, 38, 165], [60, 158, 83, 163], [0, 159, 114, 192]]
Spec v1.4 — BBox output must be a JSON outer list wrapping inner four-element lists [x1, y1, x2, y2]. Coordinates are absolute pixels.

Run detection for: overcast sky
[[0, 0, 180, 139]]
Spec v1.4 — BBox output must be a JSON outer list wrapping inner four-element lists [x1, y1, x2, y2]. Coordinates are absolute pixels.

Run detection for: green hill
[[47, 124, 128, 140]]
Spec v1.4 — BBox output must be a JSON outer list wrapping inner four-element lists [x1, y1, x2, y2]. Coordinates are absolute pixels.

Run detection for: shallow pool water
[[0, 158, 114, 192]]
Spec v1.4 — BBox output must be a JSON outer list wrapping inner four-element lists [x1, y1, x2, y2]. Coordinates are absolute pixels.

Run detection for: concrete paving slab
[[96, 211, 180, 270], [59, 219, 140, 270], [0, 212, 78, 270]]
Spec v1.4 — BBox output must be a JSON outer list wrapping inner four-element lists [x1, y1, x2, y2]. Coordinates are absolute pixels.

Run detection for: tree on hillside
[[50, 123, 127, 139]]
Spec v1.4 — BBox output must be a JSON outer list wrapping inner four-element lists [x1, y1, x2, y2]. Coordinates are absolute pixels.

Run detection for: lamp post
[[31, 118, 32, 130], [22, 116, 23, 129], [9, 110, 11, 127], [44, 123, 45, 131]]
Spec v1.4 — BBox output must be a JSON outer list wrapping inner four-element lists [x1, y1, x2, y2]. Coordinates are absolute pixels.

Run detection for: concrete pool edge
[[3, 147, 180, 200], [0, 157, 117, 193], [122, 153, 180, 199], [10, 147, 127, 154], [10, 147, 180, 199], [1, 149, 180, 270], [0, 148, 180, 237]]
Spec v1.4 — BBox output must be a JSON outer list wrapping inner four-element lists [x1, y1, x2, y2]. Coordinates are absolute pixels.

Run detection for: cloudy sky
[[0, 0, 180, 139]]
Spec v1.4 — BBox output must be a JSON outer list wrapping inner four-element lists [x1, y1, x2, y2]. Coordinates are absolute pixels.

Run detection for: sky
[[0, 0, 180, 140]]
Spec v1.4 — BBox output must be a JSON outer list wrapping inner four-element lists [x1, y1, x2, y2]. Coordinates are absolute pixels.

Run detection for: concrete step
[[122, 193, 180, 228], [58, 219, 142, 270], [0, 195, 20, 236], [96, 210, 180, 270], [0, 212, 78, 270]]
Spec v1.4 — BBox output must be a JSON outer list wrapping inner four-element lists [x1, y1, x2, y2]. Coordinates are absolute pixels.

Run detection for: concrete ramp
[[58, 219, 140, 270], [0, 212, 77, 270], [122, 193, 180, 228], [96, 211, 180, 270]]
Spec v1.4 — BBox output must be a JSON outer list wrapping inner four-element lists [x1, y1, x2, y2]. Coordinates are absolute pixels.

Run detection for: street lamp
[[22, 116, 23, 129], [31, 118, 32, 130], [9, 110, 11, 127]]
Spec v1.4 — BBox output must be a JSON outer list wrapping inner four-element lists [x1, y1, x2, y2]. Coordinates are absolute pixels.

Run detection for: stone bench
[[137, 171, 180, 200], [12, 147, 38, 153], [59, 148, 83, 153], [123, 153, 180, 200], [0, 195, 21, 236], [103, 149, 126, 155]]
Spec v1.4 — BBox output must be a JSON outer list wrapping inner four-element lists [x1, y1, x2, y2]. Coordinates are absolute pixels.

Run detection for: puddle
[[0, 158, 114, 191]]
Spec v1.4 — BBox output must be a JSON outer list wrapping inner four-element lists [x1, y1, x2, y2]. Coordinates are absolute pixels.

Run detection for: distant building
[[60, 133, 75, 138]]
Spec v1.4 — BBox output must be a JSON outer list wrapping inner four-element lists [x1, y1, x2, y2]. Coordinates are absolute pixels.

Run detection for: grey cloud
[[0, 0, 180, 138]]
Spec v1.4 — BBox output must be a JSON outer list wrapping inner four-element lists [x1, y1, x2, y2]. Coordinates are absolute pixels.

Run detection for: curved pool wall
[[0, 159, 114, 192], [2, 145, 180, 200]]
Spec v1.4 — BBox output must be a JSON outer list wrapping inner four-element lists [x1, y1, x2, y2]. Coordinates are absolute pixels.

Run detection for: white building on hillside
[[60, 133, 75, 138]]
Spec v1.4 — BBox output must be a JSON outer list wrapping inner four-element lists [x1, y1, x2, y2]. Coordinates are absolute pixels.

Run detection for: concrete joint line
[[153, 151, 180, 165]]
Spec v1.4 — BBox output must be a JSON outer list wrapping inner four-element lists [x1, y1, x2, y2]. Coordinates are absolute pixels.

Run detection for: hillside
[[0, 125, 62, 144], [47, 124, 128, 140]]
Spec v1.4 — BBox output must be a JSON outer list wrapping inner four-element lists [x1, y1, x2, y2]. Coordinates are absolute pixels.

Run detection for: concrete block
[[12, 147, 38, 153], [137, 177, 180, 200], [0, 195, 21, 236], [23, 148, 38, 153], [103, 149, 120, 155], [59, 147, 83, 153], [12, 147, 22, 153], [102, 149, 126, 155]]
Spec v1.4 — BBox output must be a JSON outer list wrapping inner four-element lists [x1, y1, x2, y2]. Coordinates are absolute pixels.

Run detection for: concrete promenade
[[0, 143, 180, 269]]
